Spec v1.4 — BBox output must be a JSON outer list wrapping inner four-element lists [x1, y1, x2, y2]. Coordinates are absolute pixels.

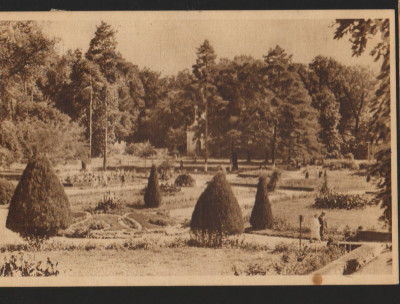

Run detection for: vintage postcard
[[0, 10, 397, 286]]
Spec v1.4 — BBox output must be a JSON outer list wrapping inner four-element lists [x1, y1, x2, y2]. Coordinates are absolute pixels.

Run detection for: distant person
[[318, 212, 328, 240], [310, 214, 321, 243]]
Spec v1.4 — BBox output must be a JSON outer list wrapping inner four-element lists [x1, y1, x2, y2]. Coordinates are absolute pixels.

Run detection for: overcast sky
[[42, 15, 381, 76]]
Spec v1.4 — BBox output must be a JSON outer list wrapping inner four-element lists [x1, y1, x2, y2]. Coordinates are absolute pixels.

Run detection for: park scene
[[0, 15, 394, 280]]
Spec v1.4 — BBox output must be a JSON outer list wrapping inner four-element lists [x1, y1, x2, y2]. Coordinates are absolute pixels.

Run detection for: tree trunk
[[271, 120, 277, 165], [89, 79, 93, 159], [204, 88, 208, 173], [354, 116, 359, 141], [103, 96, 108, 171], [232, 141, 238, 171]]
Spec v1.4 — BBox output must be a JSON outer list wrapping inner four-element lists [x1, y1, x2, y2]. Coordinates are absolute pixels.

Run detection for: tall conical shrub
[[190, 172, 244, 235], [6, 155, 71, 238], [250, 176, 273, 230], [267, 170, 280, 192], [144, 164, 162, 208]]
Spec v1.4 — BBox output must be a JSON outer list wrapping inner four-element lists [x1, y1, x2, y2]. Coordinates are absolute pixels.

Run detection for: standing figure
[[318, 212, 327, 240]]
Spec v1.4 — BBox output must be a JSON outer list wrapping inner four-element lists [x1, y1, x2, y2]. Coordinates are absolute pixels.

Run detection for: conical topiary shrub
[[6, 155, 71, 238], [190, 172, 244, 235], [267, 170, 280, 192], [250, 176, 274, 230], [144, 164, 162, 208]]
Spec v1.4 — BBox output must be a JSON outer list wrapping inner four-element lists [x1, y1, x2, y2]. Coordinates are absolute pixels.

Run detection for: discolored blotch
[[312, 273, 323, 285]]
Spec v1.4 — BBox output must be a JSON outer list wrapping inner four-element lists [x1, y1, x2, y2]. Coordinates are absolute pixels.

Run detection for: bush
[[314, 191, 369, 210], [144, 164, 162, 208], [159, 183, 181, 195], [272, 243, 345, 275], [323, 159, 359, 170], [250, 177, 273, 230], [267, 170, 280, 192], [0, 178, 15, 205], [344, 152, 354, 160], [125, 141, 156, 158], [158, 159, 174, 181], [0, 253, 59, 277], [190, 172, 244, 235], [174, 174, 196, 187], [91, 191, 121, 214], [6, 155, 71, 239]]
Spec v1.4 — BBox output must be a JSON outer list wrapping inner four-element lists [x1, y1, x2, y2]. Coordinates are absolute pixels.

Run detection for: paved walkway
[[354, 247, 393, 275], [0, 208, 23, 245]]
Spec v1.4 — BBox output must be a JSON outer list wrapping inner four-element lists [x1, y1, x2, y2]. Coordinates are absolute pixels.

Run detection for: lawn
[[0, 160, 386, 278]]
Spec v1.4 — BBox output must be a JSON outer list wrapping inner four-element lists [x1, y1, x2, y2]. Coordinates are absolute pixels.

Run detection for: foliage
[[174, 174, 196, 187], [144, 164, 162, 208], [0, 253, 59, 277], [6, 155, 71, 238], [322, 159, 359, 170], [263, 45, 321, 162], [158, 159, 174, 181], [314, 190, 369, 210], [91, 191, 122, 214], [0, 178, 15, 205], [272, 243, 345, 275], [250, 176, 274, 230], [125, 141, 156, 158], [159, 183, 181, 195], [334, 19, 391, 228], [191, 172, 244, 235]]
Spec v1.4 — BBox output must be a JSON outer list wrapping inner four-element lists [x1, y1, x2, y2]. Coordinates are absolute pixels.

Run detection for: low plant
[[0, 178, 15, 205], [188, 230, 227, 248], [0, 253, 59, 277], [148, 218, 168, 227], [89, 220, 109, 230], [314, 191, 369, 210], [159, 183, 181, 195], [272, 243, 345, 275], [174, 174, 196, 187], [323, 159, 359, 170], [242, 264, 268, 276], [89, 192, 122, 214]]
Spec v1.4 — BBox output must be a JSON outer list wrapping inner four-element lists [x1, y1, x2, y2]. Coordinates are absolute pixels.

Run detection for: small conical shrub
[[320, 174, 329, 194], [191, 172, 244, 235], [267, 170, 280, 192], [6, 155, 71, 238], [232, 151, 239, 171], [250, 176, 273, 230], [144, 164, 162, 208]]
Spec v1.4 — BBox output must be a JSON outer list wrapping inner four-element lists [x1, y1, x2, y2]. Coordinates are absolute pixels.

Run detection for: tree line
[[0, 20, 380, 167]]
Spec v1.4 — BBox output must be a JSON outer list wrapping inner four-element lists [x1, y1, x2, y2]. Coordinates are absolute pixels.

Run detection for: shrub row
[[314, 191, 370, 210], [322, 159, 359, 170]]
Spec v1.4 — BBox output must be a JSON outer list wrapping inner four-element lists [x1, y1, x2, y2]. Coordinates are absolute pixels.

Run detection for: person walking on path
[[318, 212, 328, 240], [310, 214, 321, 243]]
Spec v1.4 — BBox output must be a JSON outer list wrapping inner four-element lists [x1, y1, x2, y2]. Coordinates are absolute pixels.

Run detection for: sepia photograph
[[0, 10, 397, 286]]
